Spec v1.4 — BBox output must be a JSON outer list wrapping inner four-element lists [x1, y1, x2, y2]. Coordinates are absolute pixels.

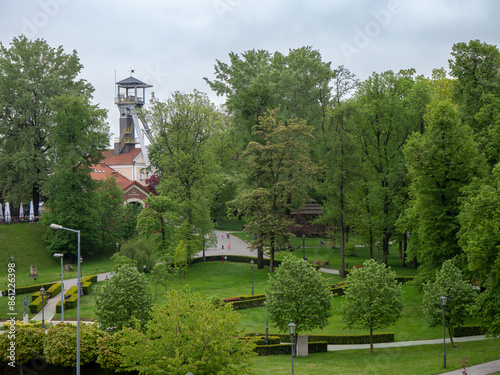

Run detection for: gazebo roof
[[116, 76, 152, 88], [291, 199, 323, 216]]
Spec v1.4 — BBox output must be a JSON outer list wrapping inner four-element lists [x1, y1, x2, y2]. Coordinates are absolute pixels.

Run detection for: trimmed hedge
[[3, 282, 56, 297], [28, 295, 49, 314], [191, 255, 282, 268], [452, 325, 487, 337], [54, 275, 97, 313], [254, 341, 328, 356], [241, 335, 281, 346], [247, 332, 394, 345]]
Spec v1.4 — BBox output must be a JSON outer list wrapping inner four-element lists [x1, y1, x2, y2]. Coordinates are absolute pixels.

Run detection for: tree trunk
[[448, 327, 456, 347], [257, 248, 264, 269], [340, 211, 345, 278], [402, 233, 407, 267], [369, 326, 374, 353], [270, 232, 275, 273]]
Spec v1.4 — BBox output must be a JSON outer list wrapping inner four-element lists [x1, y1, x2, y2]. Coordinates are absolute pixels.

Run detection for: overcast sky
[[1, 0, 499, 142]]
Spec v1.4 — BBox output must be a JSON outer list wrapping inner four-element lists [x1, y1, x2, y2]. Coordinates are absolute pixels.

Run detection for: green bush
[[83, 275, 98, 283], [395, 276, 416, 284], [82, 281, 92, 295], [46, 282, 62, 298], [254, 343, 291, 356], [452, 325, 487, 337], [308, 341, 328, 353], [241, 335, 281, 346]]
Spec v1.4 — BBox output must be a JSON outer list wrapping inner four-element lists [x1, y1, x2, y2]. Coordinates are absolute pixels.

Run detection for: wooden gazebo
[[290, 199, 330, 236]]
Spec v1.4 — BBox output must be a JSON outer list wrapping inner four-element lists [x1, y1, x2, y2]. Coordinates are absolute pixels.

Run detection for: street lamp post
[[288, 320, 296, 375], [302, 234, 306, 260], [50, 223, 81, 375], [40, 286, 46, 329], [53, 253, 64, 322], [441, 294, 447, 369], [250, 260, 254, 296], [376, 241, 380, 264]]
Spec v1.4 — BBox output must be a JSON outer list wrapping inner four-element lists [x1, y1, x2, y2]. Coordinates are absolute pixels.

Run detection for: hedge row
[[55, 275, 97, 313], [240, 335, 281, 346], [31, 282, 62, 302], [247, 332, 395, 345], [254, 341, 328, 356], [28, 294, 50, 314], [452, 325, 487, 337], [3, 282, 57, 297], [191, 255, 282, 268]]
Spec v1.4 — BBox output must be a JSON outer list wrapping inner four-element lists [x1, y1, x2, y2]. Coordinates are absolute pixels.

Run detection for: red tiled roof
[[91, 162, 152, 194], [100, 148, 143, 165]]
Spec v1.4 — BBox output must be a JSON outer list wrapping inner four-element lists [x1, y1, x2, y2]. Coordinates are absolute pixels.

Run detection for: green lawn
[[54, 262, 477, 342], [0, 223, 115, 288], [231, 231, 417, 277], [251, 339, 500, 375]]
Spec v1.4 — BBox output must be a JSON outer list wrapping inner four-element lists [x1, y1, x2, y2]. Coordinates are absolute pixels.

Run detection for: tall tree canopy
[[40, 94, 109, 259], [353, 69, 429, 265], [403, 99, 483, 279], [144, 90, 224, 257], [229, 108, 318, 271], [0, 36, 94, 214]]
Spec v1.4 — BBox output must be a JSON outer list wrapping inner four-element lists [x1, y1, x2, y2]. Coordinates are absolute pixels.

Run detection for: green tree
[[120, 289, 255, 375], [174, 240, 188, 283], [96, 176, 125, 251], [353, 69, 429, 265], [316, 65, 360, 277], [458, 163, 500, 337], [403, 99, 484, 279], [266, 254, 333, 339], [40, 94, 109, 260], [422, 260, 477, 346], [230, 109, 319, 272], [144, 90, 223, 258], [94, 265, 155, 332], [340, 259, 403, 353], [0, 36, 94, 214], [119, 236, 156, 273]]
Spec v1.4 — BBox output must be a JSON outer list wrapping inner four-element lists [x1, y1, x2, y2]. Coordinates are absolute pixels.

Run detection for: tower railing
[[114, 95, 144, 105]]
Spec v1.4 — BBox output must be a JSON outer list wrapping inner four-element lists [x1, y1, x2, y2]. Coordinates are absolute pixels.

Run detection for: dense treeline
[[1, 36, 500, 337]]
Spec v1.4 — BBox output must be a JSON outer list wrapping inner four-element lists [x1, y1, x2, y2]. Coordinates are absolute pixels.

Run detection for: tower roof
[[116, 76, 152, 88]]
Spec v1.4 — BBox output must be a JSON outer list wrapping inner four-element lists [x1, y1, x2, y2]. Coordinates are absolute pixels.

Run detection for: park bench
[[311, 260, 330, 268]]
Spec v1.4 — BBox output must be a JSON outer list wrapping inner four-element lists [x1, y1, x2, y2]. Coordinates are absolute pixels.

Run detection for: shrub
[[254, 341, 328, 356], [246, 332, 394, 345], [452, 325, 487, 337]]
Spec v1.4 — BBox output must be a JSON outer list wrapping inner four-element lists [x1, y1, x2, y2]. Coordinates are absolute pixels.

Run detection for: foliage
[[403, 99, 483, 279], [43, 322, 103, 367], [0, 322, 45, 365], [229, 109, 319, 272], [458, 163, 500, 337], [122, 203, 143, 240], [352, 69, 429, 265], [0, 36, 94, 214], [144, 90, 223, 257], [449, 39, 500, 166], [119, 236, 156, 273], [137, 195, 179, 254], [174, 240, 188, 283], [120, 289, 255, 375], [40, 93, 110, 260], [96, 328, 137, 373], [96, 176, 125, 251], [422, 260, 477, 345], [340, 259, 403, 352], [266, 254, 333, 336], [94, 265, 155, 332]]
